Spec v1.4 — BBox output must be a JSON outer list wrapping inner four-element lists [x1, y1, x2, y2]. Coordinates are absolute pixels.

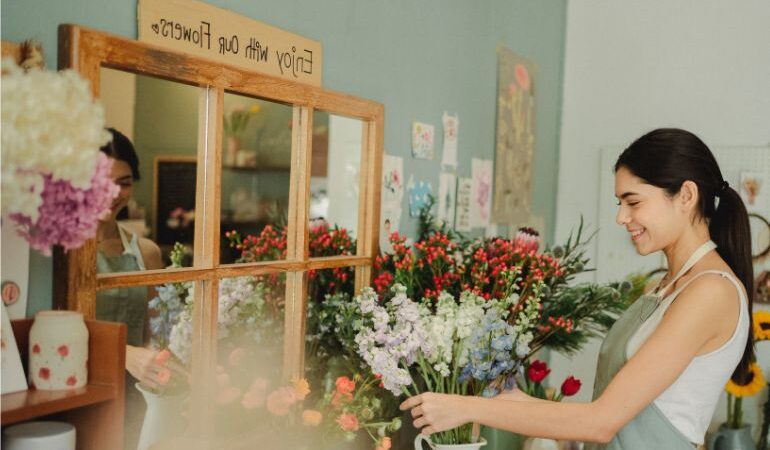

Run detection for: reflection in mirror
[[304, 267, 356, 385], [208, 275, 286, 437], [220, 93, 293, 264], [308, 111, 362, 257], [95, 280, 189, 449], [98, 67, 199, 270]]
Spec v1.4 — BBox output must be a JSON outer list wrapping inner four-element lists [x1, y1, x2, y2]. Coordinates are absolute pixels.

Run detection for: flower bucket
[[707, 424, 756, 450], [415, 434, 487, 450], [135, 382, 186, 450]]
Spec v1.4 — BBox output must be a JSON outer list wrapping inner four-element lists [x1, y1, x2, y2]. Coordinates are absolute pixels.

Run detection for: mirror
[[308, 111, 363, 257], [220, 93, 293, 264], [99, 67, 199, 271]]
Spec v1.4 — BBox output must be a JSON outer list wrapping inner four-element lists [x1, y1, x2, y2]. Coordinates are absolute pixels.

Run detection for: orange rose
[[302, 409, 323, 427], [375, 437, 392, 450], [292, 377, 310, 400]]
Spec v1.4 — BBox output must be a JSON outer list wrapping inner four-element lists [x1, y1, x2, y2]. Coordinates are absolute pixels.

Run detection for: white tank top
[[626, 241, 749, 445]]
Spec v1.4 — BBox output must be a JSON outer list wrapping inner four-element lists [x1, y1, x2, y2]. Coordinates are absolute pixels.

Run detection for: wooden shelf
[[1, 319, 127, 450], [1, 384, 115, 425], [222, 164, 289, 173]]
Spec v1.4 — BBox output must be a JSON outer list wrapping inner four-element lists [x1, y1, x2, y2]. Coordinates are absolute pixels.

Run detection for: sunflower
[[725, 362, 766, 397], [753, 311, 770, 341]]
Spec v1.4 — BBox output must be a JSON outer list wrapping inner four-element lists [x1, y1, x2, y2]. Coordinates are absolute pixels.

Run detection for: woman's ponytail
[[709, 184, 755, 382]]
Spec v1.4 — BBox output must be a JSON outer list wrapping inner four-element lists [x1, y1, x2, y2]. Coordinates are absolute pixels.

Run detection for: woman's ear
[[678, 180, 700, 211]]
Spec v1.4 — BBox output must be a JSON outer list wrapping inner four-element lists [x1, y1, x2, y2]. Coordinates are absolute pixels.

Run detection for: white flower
[[1, 60, 110, 221]]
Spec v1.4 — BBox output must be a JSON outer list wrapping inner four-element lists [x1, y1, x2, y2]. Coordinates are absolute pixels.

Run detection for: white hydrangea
[[1, 59, 110, 221]]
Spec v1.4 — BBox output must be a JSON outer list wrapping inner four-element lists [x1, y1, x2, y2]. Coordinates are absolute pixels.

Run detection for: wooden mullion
[[188, 279, 219, 439], [354, 113, 384, 293], [283, 106, 313, 378]]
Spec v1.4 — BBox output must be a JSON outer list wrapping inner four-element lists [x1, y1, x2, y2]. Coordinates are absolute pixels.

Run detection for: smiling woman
[[401, 128, 755, 449]]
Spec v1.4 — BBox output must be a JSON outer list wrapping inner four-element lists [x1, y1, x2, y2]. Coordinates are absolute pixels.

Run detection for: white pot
[[135, 382, 186, 450], [415, 434, 487, 450], [28, 311, 88, 390], [523, 437, 561, 450]]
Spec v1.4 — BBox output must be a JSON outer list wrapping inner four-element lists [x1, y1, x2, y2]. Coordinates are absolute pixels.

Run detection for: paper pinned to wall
[[1, 303, 27, 394], [412, 121, 435, 160], [408, 176, 432, 217], [441, 112, 459, 168], [740, 171, 765, 213], [471, 158, 493, 228], [455, 177, 473, 232], [437, 173, 457, 228], [380, 155, 404, 253]]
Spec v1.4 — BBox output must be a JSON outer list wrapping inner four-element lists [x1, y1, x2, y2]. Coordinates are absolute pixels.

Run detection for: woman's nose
[[616, 207, 629, 225]]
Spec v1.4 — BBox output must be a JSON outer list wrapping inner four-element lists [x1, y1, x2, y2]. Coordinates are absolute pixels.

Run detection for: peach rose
[[302, 409, 323, 427], [335, 376, 356, 395], [336, 413, 359, 432], [376, 437, 392, 450], [266, 386, 297, 416], [292, 377, 310, 400]]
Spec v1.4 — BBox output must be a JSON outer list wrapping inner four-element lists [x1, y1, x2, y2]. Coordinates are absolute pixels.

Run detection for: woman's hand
[[496, 387, 547, 403], [400, 392, 469, 436], [126, 346, 187, 390]]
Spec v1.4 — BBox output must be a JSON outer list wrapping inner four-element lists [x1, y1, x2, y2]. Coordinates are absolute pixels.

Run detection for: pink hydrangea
[[9, 153, 119, 256]]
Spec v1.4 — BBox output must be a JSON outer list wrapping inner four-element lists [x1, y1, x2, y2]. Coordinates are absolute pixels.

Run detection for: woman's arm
[[402, 275, 738, 442]]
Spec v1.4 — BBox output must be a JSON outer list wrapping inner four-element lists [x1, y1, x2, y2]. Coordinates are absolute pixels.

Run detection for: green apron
[[96, 225, 148, 347], [585, 241, 717, 449]]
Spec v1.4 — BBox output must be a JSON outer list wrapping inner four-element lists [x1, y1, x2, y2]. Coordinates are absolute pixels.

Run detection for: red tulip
[[560, 376, 582, 396], [527, 360, 550, 383]]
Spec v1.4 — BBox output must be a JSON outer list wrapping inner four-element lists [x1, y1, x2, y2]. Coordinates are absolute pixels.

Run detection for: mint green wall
[[1, 0, 567, 316]]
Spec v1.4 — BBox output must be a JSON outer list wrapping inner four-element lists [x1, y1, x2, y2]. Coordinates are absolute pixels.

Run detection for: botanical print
[[441, 112, 459, 168], [471, 158, 493, 228], [411, 121, 435, 160], [408, 177, 432, 217], [437, 173, 457, 228], [455, 178, 473, 232], [380, 155, 404, 253], [492, 47, 536, 225], [740, 171, 765, 213]]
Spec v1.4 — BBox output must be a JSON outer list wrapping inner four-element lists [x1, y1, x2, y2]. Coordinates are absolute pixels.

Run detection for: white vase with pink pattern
[[28, 311, 88, 390]]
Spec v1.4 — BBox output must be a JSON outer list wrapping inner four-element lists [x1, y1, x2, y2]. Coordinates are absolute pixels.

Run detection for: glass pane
[[95, 281, 189, 449], [210, 275, 286, 438], [220, 93, 292, 264], [304, 267, 357, 385], [308, 111, 362, 257], [98, 67, 199, 271]]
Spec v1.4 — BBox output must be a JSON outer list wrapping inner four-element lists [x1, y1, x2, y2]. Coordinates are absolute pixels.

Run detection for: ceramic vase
[[414, 434, 487, 450], [707, 424, 756, 450], [226, 135, 240, 166], [135, 382, 186, 450], [28, 311, 88, 390]]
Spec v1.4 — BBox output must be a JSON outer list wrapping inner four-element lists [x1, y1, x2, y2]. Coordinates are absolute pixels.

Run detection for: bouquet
[[1, 59, 118, 254], [223, 104, 261, 137]]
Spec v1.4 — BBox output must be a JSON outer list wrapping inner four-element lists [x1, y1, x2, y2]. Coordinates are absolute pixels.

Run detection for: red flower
[[527, 360, 550, 383], [58, 345, 69, 357], [66, 376, 77, 386], [32, 344, 40, 354], [560, 376, 582, 397], [335, 376, 356, 395], [38, 367, 50, 380]]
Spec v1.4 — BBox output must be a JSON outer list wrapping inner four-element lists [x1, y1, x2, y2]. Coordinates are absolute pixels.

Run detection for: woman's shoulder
[[135, 237, 163, 270]]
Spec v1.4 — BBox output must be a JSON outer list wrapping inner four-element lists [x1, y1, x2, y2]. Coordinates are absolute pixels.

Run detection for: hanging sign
[[138, 0, 322, 86]]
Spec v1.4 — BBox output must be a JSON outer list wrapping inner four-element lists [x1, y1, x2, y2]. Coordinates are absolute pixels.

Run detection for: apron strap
[[655, 240, 716, 298]]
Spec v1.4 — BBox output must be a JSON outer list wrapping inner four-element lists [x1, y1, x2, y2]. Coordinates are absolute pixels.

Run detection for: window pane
[[99, 67, 199, 271], [308, 111, 363, 257], [220, 93, 292, 264]]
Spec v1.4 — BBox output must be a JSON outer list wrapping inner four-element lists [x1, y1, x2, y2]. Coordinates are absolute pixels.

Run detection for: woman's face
[[105, 158, 134, 220], [614, 166, 687, 256]]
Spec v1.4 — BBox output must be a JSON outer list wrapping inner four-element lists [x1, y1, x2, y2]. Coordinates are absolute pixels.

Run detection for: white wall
[[551, 0, 770, 438]]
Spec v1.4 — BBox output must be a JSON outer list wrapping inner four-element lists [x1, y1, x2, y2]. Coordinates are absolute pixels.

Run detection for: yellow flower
[[725, 362, 765, 397], [249, 104, 261, 114], [292, 377, 310, 400], [753, 311, 770, 341]]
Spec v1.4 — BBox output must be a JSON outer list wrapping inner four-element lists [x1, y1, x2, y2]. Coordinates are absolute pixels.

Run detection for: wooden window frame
[[53, 24, 383, 436]]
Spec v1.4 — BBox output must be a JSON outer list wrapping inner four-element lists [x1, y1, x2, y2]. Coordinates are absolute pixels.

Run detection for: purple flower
[[9, 153, 119, 255]]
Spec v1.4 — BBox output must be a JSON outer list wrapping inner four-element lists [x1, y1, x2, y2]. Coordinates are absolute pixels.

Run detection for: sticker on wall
[[740, 171, 765, 213], [437, 173, 457, 228], [411, 121, 435, 160], [455, 177, 473, 233], [471, 158, 493, 228], [441, 112, 459, 168], [380, 154, 405, 252], [1, 214, 29, 320], [408, 176, 433, 217]]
